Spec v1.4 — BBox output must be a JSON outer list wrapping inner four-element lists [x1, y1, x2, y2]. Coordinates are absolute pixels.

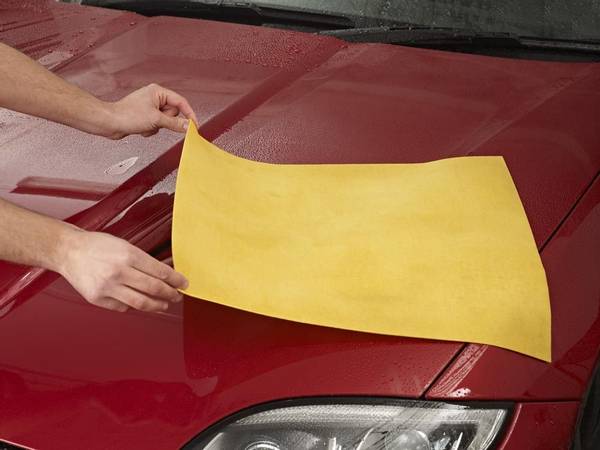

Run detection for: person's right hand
[[104, 83, 198, 139], [58, 229, 188, 312]]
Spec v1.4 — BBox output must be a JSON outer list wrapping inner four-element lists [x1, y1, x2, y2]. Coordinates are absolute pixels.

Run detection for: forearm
[[0, 43, 114, 136], [0, 198, 76, 272], [0, 197, 187, 312]]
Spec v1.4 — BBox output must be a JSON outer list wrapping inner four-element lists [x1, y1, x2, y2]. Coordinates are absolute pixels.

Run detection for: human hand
[[58, 229, 188, 312], [104, 83, 198, 139]]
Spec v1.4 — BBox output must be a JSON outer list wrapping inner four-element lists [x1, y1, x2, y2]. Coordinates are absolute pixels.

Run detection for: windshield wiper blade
[[518, 36, 600, 53], [320, 25, 522, 45], [84, 0, 357, 29], [320, 25, 600, 54]]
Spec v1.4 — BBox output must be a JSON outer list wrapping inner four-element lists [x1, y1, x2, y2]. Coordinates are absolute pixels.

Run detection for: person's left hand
[[104, 83, 198, 139]]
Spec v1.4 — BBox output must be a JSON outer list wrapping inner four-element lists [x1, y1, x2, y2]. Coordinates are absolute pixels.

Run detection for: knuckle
[[164, 287, 178, 300], [148, 280, 164, 296], [161, 270, 173, 282], [111, 266, 126, 282], [129, 296, 146, 310], [87, 284, 107, 303], [116, 251, 128, 266], [122, 249, 136, 266], [105, 302, 120, 312], [87, 291, 102, 304], [156, 267, 169, 281], [98, 275, 114, 292]]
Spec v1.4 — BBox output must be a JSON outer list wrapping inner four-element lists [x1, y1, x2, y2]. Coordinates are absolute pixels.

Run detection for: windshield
[[252, 0, 600, 41], [80, 0, 600, 59]]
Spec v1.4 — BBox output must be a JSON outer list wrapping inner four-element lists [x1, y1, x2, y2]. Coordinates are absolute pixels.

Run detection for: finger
[[92, 297, 129, 312], [112, 285, 169, 312], [160, 104, 179, 117], [157, 112, 189, 133], [129, 247, 189, 290], [141, 129, 158, 137], [122, 267, 183, 302], [160, 87, 199, 125]]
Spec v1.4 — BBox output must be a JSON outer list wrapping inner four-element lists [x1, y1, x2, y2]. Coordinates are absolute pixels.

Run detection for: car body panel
[[497, 402, 580, 450], [1, 1, 599, 449], [0, 0, 139, 69]]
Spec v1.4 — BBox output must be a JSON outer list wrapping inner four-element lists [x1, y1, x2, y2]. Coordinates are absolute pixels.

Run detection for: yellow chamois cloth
[[173, 122, 550, 361]]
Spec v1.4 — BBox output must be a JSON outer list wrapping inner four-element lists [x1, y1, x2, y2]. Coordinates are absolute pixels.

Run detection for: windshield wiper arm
[[84, 0, 357, 30], [320, 25, 600, 53], [321, 26, 522, 45]]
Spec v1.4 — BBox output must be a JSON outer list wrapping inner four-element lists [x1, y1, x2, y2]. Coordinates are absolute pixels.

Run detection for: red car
[[1, 1, 599, 449]]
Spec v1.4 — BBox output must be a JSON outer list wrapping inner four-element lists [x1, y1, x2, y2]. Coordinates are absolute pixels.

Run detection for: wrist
[[95, 100, 122, 139], [72, 97, 120, 139], [49, 222, 84, 276]]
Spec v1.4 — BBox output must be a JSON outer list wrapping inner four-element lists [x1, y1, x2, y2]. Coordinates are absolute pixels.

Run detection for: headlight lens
[[191, 400, 508, 450]]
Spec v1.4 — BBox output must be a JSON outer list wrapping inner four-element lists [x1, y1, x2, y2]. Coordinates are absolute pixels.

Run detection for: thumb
[[157, 114, 188, 133]]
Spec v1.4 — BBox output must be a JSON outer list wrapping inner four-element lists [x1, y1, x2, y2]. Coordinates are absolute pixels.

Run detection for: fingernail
[[182, 278, 189, 289], [182, 120, 188, 131]]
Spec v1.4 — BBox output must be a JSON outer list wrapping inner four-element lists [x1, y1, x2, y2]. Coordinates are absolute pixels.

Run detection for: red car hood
[[1, 2, 599, 449]]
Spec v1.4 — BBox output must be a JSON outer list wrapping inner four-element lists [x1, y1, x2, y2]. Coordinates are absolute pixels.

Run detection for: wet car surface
[[0, 1, 599, 449]]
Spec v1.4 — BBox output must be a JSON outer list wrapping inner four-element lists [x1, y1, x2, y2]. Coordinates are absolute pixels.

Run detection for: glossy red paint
[[497, 402, 580, 450], [0, 1, 599, 449], [0, 0, 139, 69]]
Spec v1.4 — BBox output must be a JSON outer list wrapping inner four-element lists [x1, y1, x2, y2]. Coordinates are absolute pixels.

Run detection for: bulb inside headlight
[[385, 430, 431, 450], [244, 441, 281, 450], [191, 400, 508, 450]]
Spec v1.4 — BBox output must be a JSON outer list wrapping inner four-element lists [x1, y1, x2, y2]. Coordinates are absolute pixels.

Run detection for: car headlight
[[188, 400, 509, 450]]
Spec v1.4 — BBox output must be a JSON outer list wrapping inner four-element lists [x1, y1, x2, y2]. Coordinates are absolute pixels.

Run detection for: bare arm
[[0, 199, 187, 312], [0, 44, 194, 312], [0, 42, 198, 138]]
